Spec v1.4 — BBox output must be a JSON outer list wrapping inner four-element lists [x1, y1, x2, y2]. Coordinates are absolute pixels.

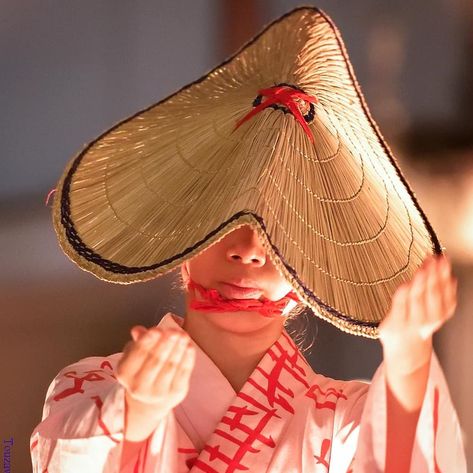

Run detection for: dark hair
[[284, 303, 317, 356]]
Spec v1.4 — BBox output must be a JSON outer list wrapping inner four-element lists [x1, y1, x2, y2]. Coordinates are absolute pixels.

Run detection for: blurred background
[[1, 0, 472, 470]]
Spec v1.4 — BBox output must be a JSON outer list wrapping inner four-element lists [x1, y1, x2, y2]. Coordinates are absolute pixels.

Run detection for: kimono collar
[[155, 312, 317, 462]]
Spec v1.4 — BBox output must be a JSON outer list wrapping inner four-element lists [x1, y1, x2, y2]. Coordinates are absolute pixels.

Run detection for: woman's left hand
[[378, 253, 458, 374]]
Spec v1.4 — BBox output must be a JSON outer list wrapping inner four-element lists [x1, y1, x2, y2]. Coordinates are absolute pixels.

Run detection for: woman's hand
[[116, 326, 196, 441], [378, 253, 458, 374], [380, 254, 457, 472]]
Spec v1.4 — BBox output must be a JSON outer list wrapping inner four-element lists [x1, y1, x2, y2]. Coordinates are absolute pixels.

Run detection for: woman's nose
[[225, 227, 266, 267]]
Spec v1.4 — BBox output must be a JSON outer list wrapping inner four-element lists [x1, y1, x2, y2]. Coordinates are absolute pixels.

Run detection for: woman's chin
[[201, 309, 278, 332]]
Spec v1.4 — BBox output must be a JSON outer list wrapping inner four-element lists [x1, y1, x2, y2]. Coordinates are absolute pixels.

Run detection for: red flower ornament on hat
[[234, 83, 319, 143]]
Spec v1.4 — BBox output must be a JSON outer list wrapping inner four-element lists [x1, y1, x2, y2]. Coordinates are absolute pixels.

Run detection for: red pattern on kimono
[[30, 312, 467, 472]]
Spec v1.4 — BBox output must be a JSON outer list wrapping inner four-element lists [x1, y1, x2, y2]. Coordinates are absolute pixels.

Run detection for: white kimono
[[30, 312, 466, 472]]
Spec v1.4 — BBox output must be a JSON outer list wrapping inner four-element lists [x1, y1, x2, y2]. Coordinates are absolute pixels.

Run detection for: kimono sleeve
[[330, 350, 467, 473], [29, 353, 179, 473]]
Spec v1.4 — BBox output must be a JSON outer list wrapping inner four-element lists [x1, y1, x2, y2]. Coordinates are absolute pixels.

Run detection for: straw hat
[[51, 6, 443, 338]]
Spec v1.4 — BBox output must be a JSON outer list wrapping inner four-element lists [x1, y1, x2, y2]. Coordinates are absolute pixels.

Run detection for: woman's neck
[[182, 307, 285, 393]]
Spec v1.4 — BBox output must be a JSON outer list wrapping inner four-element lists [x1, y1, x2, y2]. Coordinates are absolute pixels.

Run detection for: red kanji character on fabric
[[305, 384, 348, 411], [314, 438, 331, 470], [53, 368, 113, 402]]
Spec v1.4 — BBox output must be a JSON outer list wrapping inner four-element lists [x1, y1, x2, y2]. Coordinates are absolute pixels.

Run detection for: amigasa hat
[[51, 6, 444, 338]]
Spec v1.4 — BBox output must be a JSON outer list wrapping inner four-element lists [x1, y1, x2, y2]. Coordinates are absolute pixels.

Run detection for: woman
[[31, 6, 466, 472], [30, 224, 465, 472]]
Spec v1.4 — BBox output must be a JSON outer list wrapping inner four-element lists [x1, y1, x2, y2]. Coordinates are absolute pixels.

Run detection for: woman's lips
[[219, 282, 263, 299]]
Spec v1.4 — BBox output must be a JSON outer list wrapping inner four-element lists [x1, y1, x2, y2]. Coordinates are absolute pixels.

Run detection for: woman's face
[[184, 224, 294, 303], [181, 225, 296, 330]]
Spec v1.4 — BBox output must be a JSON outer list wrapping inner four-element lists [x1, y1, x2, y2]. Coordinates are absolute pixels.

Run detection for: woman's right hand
[[116, 325, 196, 441]]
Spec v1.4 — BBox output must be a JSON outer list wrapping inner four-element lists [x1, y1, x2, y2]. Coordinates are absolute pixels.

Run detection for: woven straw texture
[[52, 7, 443, 338]]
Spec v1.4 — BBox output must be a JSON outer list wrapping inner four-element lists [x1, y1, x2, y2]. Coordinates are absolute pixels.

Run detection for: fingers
[[131, 325, 148, 342], [416, 257, 441, 338], [135, 331, 185, 389], [446, 278, 458, 319], [378, 282, 408, 341], [380, 254, 458, 354], [417, 254, 457, 337], [154, 337, 195, 396], [117, 327, 194, 403], [381, 254, 457, 339], [170, 343, 196, 395], [116, 322, 198, 410], [408, 264, 428, 324], [425, 256, 441, 318], [117, 327, 165, 388], [438, 255, 457, 320], [389, 282, 409, 322]]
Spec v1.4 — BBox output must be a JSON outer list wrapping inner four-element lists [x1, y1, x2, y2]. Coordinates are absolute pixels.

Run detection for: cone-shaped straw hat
[[52, 6, 443, 338]]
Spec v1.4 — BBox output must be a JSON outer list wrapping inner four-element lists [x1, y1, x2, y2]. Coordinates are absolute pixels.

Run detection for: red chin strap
[[186, 278, 301, 318]]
